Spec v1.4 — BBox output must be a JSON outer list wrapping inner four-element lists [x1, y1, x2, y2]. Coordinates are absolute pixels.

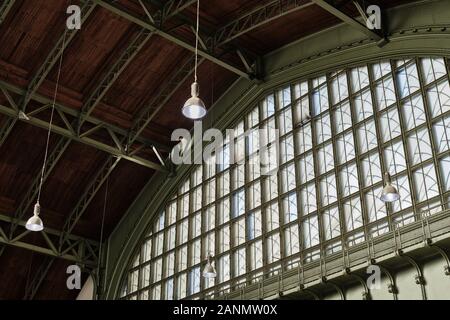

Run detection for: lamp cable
[[194, 0, 200, 83], [36, 31, 67, 204]]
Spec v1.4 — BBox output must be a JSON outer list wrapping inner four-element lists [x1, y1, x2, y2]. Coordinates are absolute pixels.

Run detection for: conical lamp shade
[[202, 255, 217, 278], [182, 82, 206, 120], [26, 202, 44, 232], [380, 172, 400, 203]]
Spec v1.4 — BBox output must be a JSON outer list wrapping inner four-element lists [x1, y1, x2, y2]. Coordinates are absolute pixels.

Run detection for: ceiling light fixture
[[182, 0, 206, 120], [202, 253, 217, 278], [381, 172, 400, 203], [26, 32, 67, 232]]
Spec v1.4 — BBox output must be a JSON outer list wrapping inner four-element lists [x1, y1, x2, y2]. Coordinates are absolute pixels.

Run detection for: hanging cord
[[36, 31, 67, 204], [96, 177, 109, 299], [194, 0, 200, 82]]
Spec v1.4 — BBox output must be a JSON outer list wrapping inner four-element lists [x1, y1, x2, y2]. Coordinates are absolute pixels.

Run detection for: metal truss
[[0, 82, 167, 171], [213, 0, 315, 48], [79, 28, 154, 128], [128, 56, 202, 146], [23, 257, 55, 300], [59, 156, 121, 250], [0, 0, 15, 25], [0, 213, 99, 266], [96, 0, 253, 79], [162, 0, 197, 22], [8, 138, 71, 239], [311, 0, 386, 45], [20, 1, 97, 111], [0, 117, 16, 147]]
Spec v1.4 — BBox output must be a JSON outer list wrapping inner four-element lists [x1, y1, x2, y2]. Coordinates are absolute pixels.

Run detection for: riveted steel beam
[[0, 213, 99, 266], [213, 0, 315, 48], [23, 258, 55, 300], [0, 82, 168, 170], [59, 156, 121, 249], [311, 0, 385, 42], [162, 0, 197, 21], [0, 117, 17, 147], [0, 102, 165, 171], [95, 0, 252, 79], [8, 138, 71, 239], [0, 0, 15, 25]]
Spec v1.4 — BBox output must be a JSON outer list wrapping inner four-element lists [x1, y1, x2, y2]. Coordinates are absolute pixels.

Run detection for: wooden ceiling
[[0, 0, 412, 299]]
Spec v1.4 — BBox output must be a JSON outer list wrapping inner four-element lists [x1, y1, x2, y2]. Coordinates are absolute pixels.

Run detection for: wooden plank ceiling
[[0, 0, 411, 299]]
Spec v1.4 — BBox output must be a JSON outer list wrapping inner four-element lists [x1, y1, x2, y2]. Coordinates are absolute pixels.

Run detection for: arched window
[[119, 57, 450, 300]]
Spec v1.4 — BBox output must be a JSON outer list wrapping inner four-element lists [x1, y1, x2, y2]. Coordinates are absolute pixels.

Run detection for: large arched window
[[118, 57, 450, 300]]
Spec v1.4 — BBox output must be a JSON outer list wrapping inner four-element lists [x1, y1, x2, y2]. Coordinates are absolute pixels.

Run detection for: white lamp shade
[[26, 214, 44, 232], [202, 263, 217, 278], [381, 184, 400, 203], [182, 82, 207, 120], [182, 96, 207, 119]]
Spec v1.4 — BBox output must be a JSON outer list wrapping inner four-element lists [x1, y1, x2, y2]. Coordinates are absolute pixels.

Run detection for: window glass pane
[[265, 202, 280, 232], [233, 218, 246, 247], [249, 240, 263, 270], [340, 162, 359, 197], [284, 225, 300, 256], [323, 206, 340, 240], [365, 187, 387, 222], [302, 215, 320, 248], [336, 132, 355, 164], [401, 94, 426, 130], [262, 94, 275, 119], [267, 233, 281, 264], [299, 183, 317, 216], [414, 164, 440, 203], [247, 210, 262, 240], [279, 107, 293, 136], [432, 116, 450, 153], [330, 72, 348, 104], [375, 76, 396, 110], [263, 174, 278, 201], [357, 120, 377, 154], [283, 192, 298, 224], [426, 80, 450, 118], [407, 128, 433, 166], [343, 196, 363, 232], [334, 102, 352, 133], [350, 66, 370, 93], [218, 255, 230, 283], [189, 267, 201, 295], [318, 142, 334, 174], [361, 152, 382, 187], [296, 123, 313, 154], [298, 152, 315, 184], [421, 58, 447, 85], [232, 189, 245, 218], [281, 163, 296, 193], [312, 84, 329, 116], [353, 90, 373, 122], [234, 248, 246, 276], [315, 113, 332, 144], [439, 156, 450, 191], [380, 108, 401, 142], [372, 61, 391, 80]]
